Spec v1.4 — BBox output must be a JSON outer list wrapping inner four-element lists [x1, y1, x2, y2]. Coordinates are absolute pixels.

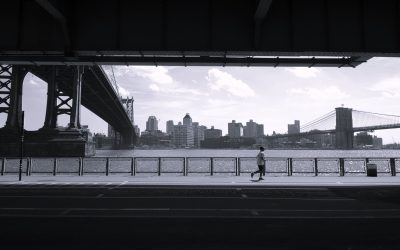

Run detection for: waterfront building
[[183, 113, 192, 126], [140, 130, 171, 147], [243, 119, 264, 138], [146, 116, 158, 132], [288, 120, 300, 134], [204, 126, 222, 139], [244, 119, 257, 138], [228, 120, 243, 138], [192, 122, 206, 148], [172, 122, 194, 148], [257, 124, 264, 137], [166, 120, 174, 135], [373, 136, 383, 148]]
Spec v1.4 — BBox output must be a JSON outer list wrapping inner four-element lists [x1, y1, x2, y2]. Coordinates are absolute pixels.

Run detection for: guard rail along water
[[1, 157, 399, 177]]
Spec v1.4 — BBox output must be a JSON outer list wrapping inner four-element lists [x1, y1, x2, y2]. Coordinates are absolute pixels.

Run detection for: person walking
[[251, 146, 266, 181]]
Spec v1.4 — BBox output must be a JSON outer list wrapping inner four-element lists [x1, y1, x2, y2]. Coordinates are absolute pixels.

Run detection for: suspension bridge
[[267, 107, 400, 149]]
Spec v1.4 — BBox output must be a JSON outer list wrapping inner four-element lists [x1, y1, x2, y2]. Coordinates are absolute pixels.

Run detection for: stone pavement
[[1, 174, 400, 186]]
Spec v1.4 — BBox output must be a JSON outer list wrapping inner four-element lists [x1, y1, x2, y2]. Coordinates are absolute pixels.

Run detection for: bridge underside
[[0, 65, 134, 157], [2, 0, 400, 66]]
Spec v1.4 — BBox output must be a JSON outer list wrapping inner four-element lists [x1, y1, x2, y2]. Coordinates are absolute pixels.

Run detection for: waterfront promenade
[[1, 175, 400, 249], [1, 174, 400, 186]]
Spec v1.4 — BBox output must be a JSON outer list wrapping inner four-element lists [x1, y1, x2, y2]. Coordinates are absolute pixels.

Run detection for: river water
[[96, 149, 400, 158]]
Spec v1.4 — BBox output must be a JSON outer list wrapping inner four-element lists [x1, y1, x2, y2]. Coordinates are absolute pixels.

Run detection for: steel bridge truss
[[0, 65, 12, 114]]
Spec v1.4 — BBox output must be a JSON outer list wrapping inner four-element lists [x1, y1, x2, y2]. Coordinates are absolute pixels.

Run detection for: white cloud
[[207, 68, 255, 97], [288, 86, 349, 100], [118, 86, 130, 97], [285, 67, 321, 78], [149, 84, 160, 92], [129, 66, 173, 85], [369, 77, 400, 98]]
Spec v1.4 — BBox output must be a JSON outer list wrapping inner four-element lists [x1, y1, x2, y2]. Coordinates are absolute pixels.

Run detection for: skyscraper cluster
[[139, 114, 265, 148], [228, 119, 264, 138], [169, 113, 207, 148]]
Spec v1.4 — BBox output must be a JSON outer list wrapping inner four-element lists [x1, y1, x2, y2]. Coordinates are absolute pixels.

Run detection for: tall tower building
[[183, 113, 192, 126], [166, 120, 174, 135], [256, 124, 264, 137], [228, 120, 243, 138], [288, 120, 300, 134], [146, 116, 158, 132], [192, 122, 206, 148], [244, 119, 257, 138], [172, 122, 194, 147]]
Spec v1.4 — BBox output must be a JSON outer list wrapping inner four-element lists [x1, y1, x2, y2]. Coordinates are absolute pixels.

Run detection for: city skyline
[[1, 57, 400, 144]]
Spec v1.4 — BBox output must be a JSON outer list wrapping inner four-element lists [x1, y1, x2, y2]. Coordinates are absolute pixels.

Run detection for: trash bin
[[366, 163, 377, 177]]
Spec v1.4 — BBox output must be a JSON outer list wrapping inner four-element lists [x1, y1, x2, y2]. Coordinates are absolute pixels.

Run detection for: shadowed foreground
[[0, 183, 400, 249]]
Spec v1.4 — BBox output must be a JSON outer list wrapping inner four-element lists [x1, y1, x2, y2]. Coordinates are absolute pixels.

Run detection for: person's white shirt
[[256, 151, 266, 166]]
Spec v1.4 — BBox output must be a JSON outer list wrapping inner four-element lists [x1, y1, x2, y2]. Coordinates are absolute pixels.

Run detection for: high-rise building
[[183, 113, 192, 126], [204, 126, 222, 139], [146, 116, 158, 132], [288, 120, 300, 134], [172, 122, 194, 147], [243, 119, 258, 138], [256, 124, 264, 137], [166, 120, 174, 135], [192, 122, 206, 148], [228, 120, 243, 138]]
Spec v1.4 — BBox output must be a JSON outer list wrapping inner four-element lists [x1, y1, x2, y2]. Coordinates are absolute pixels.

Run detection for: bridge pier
[[0, 65, 92, 157], [335, 107, 354, 149]]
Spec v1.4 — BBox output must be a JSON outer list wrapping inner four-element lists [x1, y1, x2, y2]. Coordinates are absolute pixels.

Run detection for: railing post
[[131, 157, 134, 176], [133, 157, 137, 176], [339, 158, 345, 176], [1, 158, 5, 176], [314, 158, 318, 176], [53, 157, 57, 176], [106, 157, 109, 176], [158, 157, 161, 176], [235, 157, 238, 176], [287, 158, 293, 176], [184, 157, 187, 176], [78, 157, 83, 176], [210, 157, 214, 176], [27, 157, 32, 176], [238, 158, 241, 176], [390, 158, 396, 176]]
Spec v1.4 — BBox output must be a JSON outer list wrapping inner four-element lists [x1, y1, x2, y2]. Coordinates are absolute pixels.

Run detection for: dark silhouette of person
[[251, 146, 266, 181]]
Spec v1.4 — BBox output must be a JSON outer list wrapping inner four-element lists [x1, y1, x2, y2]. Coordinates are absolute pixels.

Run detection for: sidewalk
[[1, 174, 399, 186]]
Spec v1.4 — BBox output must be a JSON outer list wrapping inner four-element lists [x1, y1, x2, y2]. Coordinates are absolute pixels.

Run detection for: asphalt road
[[1, 184, 400, 249]]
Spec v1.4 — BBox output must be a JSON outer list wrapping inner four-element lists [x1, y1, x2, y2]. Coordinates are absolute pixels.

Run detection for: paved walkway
[[1, 174, 400, 186]]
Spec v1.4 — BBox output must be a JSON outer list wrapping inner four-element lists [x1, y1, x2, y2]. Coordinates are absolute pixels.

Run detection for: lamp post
[[18, 111, 24, 181]]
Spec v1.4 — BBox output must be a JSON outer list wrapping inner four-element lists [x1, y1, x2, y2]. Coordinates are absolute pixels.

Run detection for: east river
[[96, 149, 400, 158]]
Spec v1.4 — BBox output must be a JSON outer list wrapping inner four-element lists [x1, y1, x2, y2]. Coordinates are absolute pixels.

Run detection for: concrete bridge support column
[[335, 107, 354, 149], [0, 65, 28, 156], [68, 66, 83, 129], [4, 65, 28, 130], [43, 66, 58, 129], [121, 129, 134, 147]]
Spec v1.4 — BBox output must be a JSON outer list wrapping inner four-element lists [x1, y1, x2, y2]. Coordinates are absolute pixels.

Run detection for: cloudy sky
[[1, 57, 400, 144]]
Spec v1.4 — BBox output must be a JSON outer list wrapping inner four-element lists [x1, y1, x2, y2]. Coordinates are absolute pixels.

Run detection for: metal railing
[[0, 157, 398, 177]]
